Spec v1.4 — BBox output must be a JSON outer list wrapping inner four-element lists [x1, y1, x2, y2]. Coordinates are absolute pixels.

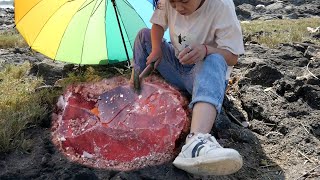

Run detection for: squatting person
[[131, 0, 245, 175]]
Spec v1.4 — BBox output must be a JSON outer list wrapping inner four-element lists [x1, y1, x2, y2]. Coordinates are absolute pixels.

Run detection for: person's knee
[[193, 54, 228, 82], [203, 54, 227, 70], [137, 28, 151, 41]]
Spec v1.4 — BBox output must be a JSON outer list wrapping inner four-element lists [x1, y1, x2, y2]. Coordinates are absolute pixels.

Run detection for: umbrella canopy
[[14, 0, 159, 64]]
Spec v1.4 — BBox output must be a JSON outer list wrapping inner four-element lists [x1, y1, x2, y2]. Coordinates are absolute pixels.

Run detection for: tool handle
[[139, 61, 155, 79], [133, 68, 141, 92]]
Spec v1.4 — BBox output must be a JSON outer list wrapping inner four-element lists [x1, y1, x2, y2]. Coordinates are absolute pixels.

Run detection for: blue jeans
[[133, 28, 228, 113]]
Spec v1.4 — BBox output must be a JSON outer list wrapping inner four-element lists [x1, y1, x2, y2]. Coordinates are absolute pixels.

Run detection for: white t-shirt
[[150, 0, 245, 79]]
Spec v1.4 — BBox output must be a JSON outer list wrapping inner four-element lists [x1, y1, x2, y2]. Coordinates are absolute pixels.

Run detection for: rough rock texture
[[51, 76, 190, 171], [234, 0, 320, 20], [0, 2, 320, 180], [225, 43, 320, 179], [0, 8, 14, 30]]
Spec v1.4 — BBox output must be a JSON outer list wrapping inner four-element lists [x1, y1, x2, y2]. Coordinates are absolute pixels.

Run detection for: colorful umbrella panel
[[15, 0, 166, 65]]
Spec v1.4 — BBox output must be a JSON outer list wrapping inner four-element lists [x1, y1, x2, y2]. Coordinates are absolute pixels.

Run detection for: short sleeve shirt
[[150, 0, 245, 79]]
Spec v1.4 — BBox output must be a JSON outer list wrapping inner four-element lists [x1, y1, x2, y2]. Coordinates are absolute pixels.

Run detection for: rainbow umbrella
[[14, 0, 159, 65]]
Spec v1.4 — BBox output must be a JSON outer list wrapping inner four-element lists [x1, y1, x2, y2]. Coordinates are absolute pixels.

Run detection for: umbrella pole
[[111, 0, 131, 66]]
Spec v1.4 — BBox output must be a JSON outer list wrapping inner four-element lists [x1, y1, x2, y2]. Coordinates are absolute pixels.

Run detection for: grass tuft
[[56, 66, 103, 88], [0, 62, 59, 153], [241, 18, 320, 48], [0, 30, 27, 49]]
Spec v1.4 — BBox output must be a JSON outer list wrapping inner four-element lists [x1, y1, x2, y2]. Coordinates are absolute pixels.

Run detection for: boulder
[[51, 76, 190, 171]]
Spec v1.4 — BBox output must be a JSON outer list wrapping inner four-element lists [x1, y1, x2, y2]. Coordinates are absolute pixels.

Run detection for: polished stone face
[[51, 76, 190, 171]]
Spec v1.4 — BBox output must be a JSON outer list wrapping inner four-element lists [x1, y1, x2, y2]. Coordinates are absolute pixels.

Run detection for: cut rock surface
[[51, 76, 190, 171]]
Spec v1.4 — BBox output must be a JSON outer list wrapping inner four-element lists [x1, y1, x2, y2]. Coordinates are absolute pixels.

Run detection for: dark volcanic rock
[[230, 43, 320, 179], [234, 0, 320, 20], [0, 8, 14, 30], [244, 64, 283, 87]]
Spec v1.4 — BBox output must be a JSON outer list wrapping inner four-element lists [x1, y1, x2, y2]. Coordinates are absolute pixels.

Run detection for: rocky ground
[[0, 8, 13, 31], [0, 1, 320, 180], [234, 0, 320, 20]]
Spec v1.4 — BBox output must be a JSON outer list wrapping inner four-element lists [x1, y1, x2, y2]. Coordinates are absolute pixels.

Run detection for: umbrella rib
[[122, 0, 149, 27], [77, 0, 95, 12], [112, 0, 131, 63], [105, 0, 109, 63], [30, 1, 71, 47], [14, 0, 47, 26], [54, 0, 90, 61], [121, 0, 134, 9], [79, 0, 101, 64], [118, 0, 150, 48], [115, 3, 133, 52], [91, 0, 104, 16]]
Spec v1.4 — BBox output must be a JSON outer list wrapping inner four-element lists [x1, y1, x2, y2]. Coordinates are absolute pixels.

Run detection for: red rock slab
[[51, 76, 190, 171]]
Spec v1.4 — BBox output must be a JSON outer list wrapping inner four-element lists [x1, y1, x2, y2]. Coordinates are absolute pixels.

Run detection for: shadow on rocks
[[212, 101, 285, 180]]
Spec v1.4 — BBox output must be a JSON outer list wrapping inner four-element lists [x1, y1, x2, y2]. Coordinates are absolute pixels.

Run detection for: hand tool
[[133, 61, 156, 93]]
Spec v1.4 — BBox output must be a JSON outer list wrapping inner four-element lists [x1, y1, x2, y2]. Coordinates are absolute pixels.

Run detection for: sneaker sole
[[173, 152, 243, 176]]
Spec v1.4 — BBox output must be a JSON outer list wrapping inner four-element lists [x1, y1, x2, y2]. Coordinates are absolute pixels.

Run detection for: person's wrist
[[202, 44, 208, 57], [152, 47, 162, 54]]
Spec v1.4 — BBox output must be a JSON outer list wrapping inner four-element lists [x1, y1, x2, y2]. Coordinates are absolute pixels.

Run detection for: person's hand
[[178, 44, 207, 65], [146, 49, 162, 69]]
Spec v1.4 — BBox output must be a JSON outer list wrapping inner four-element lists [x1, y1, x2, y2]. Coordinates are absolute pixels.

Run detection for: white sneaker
[[173, 133, 243, 176]]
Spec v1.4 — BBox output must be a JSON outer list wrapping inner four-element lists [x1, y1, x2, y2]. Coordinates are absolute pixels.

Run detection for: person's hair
[[153, 0, 159, 10]]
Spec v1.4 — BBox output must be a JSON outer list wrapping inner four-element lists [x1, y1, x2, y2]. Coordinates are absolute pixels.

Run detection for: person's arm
[[146, 24, 165, 67], [205, 46, 238, 66], [150, 24, 164, 54], [178, 44, 238, 66], [147, 0, 168, 66]]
